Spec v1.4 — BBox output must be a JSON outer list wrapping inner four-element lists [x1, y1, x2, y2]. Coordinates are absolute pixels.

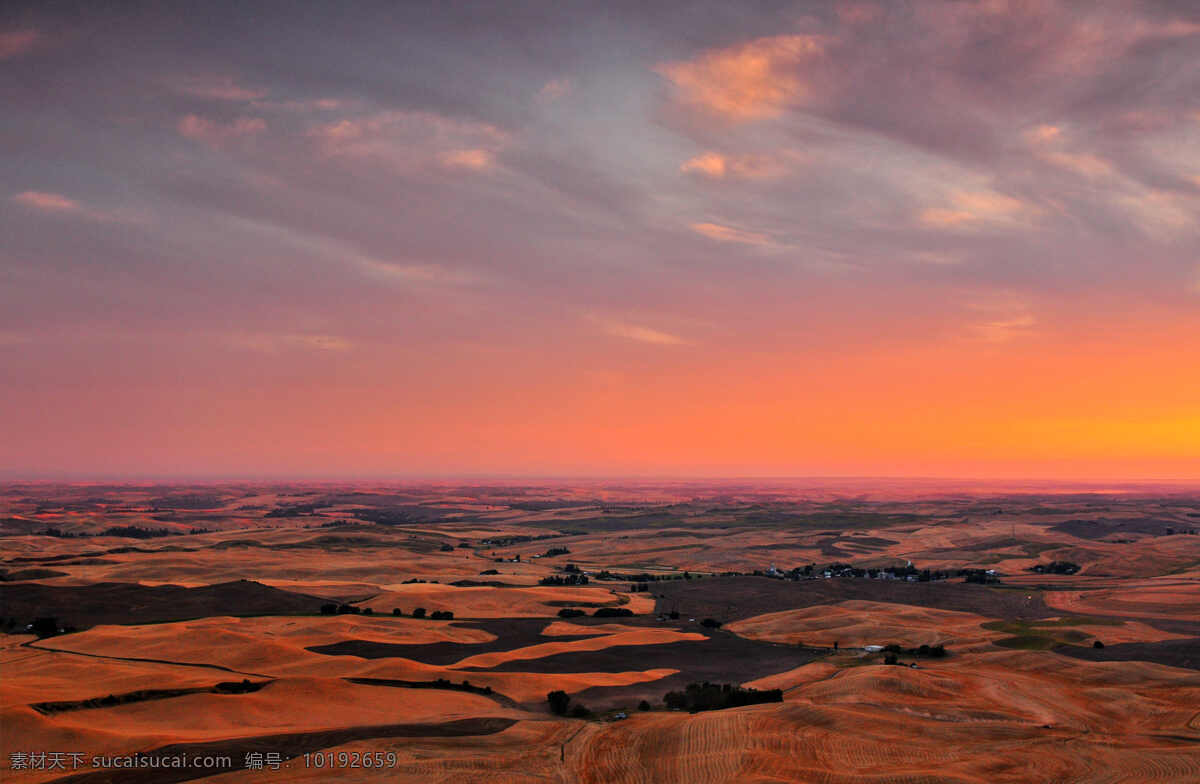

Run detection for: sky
[[2, 0, 1198, 481]]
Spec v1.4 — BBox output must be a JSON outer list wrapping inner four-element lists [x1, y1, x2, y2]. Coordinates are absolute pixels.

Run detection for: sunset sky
[[2, 1, 1198, 480]]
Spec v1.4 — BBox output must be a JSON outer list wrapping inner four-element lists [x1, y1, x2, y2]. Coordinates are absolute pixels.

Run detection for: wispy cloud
[[171, 76, 267, 102], [538, 78, 572, 101], [918, 191, 1032, 231], [227, 332, 352, 353], [310, 110, 507, 172], [12, 191, 79, 212], [964, 298, 1037, 343], [10, 190, 138, 224], [359, 259, 481, 286], [1024, 124, 1114, 179], [177, 114, 267, 145], [597, 319, 689, 346], [0, 30, 40, 61], [690, 221, 772, 246], [680, 151, 784, 180], [438, 148, 495, 171]]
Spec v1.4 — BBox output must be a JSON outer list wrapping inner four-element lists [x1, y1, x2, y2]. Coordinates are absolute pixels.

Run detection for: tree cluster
[[546, 689, 590, 718], [1028, 561, 1081, 575], [882, 643, 947, 658], [539, 574, 589, 586], [663, 682, 782, 713]]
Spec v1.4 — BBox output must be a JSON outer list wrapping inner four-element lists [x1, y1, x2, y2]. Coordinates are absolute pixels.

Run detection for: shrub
[[547, 690, 570, 716], [883, 653, 899, 665], [557, 608, 586, 618], [569, 703, 590, 718], [362, 607, 373, 615], [412, 607, 427, 619], [429, 610, 454, 620], [593, 607, 633, 618]]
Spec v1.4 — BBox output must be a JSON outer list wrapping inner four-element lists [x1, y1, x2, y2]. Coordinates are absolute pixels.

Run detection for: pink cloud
[[438, 148, 494, 171], [1024, 125, 1114, 179], [656, 35, 824, 120], [690, 221, 772, 246], [836, 3, 881, 25], [919, 191, 1032, 230], [173, 76, 267, 102], [680, 151, 785, 180], [538, 78, 572, 101], [11, 191, 79, 212], [0, 30, 39, 61], [177, 114, 267, 145], [310, 111, 507, 173]]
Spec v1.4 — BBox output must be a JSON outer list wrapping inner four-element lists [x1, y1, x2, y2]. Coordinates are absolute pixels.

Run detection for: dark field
[[651, 575, 1055, 624], [1056, 638, 1200, 671], [0, 580, 326, 629]]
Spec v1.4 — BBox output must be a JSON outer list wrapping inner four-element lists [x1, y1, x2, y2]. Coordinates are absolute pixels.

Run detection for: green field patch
[[1029, 616, 1124, 628], [984, 615, 1122, 650], [993, 635, 1060, 650]]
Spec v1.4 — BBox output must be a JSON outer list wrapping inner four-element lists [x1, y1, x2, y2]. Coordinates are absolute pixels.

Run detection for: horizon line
[[2, 473, 1198, 487]]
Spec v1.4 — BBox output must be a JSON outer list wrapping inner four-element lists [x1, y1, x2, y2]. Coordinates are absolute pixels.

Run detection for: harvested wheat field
[[727, 600, 1004, 649]]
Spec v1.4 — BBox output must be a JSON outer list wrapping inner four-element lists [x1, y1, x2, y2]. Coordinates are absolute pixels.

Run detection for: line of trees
[[663, 682, 782, 713]]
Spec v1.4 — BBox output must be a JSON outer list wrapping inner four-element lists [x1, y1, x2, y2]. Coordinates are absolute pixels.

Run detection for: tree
[[700, 618, 722, 629], [569, 703, 590, 718], [557, 608, 585, 618], [669, 610, 680, 620], [412, 607, 427, 618], [31, 617, 59, 637], [884, 653, 898, 665], [1093, 640, 1104, 649], [320, 603, 338, 615], [547, 690, 570, 716], [362, 607, 373, 615], [593, 607, 633, 618], [638, 700, 651, 711], [392, 607, 403, 616]]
